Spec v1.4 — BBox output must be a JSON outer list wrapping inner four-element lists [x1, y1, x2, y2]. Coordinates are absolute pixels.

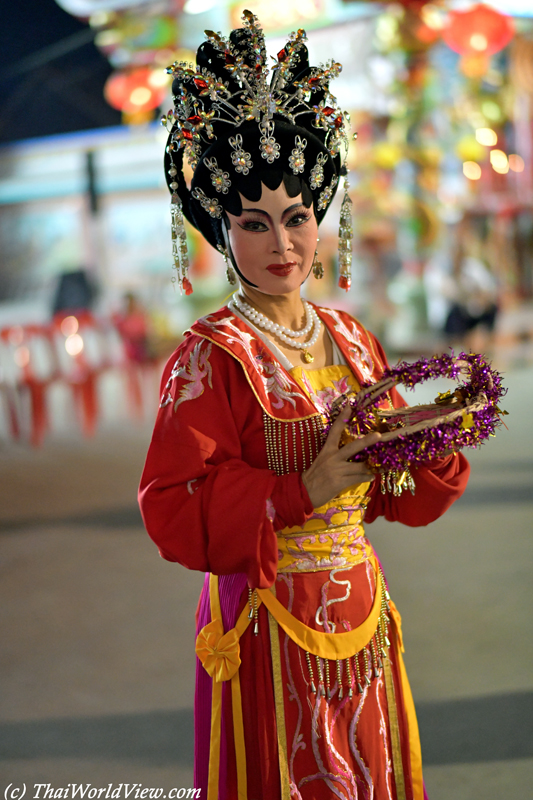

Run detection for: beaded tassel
[[324, 657, 331, 700], [363, 647, 371, 687], [370, 637, 380, 678], [315, 655, 325, 697], [253, 590, 259, 635], [168, 176, 192, 294], [346, 657, 354, 699], [305, 651, 317, 694], [263, 414, 324, 476], [170, 191, 192, 295], [248, 586, 254, 619], [336, 659, 343, 700], [354, 653, 363, 694], [381, 465, 416, 496], [338, 177, 353, 291]]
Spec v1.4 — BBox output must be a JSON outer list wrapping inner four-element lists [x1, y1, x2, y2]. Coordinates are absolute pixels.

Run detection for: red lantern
[[104, 67, 167, 114], [443, 3, 514, 57]]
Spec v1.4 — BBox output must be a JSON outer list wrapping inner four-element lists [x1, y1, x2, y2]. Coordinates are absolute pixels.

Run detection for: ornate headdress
[[162, 9, 353, 294]]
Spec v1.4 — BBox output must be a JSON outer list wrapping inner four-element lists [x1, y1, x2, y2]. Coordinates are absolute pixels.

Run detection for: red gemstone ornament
[[183, 278, 193, 296], [339, 275, 351, 291], [182, 128, 193, 140], [334, 115, 343, 129], [187, 115, 202, 126], [322, 106, 334, 116], [277, 48, 287, 62], [225, 51, 236, 65], [193, 78, 208, 90]]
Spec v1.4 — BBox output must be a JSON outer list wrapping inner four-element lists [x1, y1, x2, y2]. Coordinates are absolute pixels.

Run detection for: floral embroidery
[[198, 314, 302, 410], [279, 525, 370, 573], [299, 371, 351, 415], [319, 308, 374, 383], [160, 340, 213, 410]]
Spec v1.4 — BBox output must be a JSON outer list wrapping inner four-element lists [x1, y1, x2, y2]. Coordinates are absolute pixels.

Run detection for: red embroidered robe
[[139, 304, 470, 800]]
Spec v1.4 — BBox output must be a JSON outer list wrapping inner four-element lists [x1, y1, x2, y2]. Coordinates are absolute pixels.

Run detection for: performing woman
[[139, 13, 470, 800]]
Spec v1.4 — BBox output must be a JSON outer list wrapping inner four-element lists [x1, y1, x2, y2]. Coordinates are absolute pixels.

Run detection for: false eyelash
[[286, 210, 312, 225]]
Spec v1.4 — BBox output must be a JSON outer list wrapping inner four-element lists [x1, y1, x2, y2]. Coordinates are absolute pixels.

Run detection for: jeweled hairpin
[[229, 134, 253, 175], [289, 135, 307, 175], [317, 174, 338, 211], [309, 152, 327, 189], [259, 120, 280, 163], [192, 187, 223, 218], [204, 157, 231, 194]]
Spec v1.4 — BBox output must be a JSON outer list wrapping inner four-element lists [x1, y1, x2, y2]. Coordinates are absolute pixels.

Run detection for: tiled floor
[[1, 368, 532, 798]]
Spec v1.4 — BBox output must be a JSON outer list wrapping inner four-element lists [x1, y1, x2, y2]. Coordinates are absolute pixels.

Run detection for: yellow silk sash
[[195, 574, 254, 800], [389, 599, 424, 800], [257, 555, 382, 659]]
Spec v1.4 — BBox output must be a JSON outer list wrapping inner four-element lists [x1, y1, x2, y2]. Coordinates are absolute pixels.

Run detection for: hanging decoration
[[443, 4, 514, 57], [104, 67, 168, 120]]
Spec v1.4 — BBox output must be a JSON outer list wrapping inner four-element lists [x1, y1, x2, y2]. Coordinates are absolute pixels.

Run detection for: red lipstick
[[266, 262, 296, 276]]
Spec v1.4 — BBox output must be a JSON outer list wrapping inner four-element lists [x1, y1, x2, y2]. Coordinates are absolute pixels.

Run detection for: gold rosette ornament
[[195, 618, 241, 682]]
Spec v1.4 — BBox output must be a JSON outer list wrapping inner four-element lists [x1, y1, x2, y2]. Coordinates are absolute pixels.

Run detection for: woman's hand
[[302, 406, 381, 509]]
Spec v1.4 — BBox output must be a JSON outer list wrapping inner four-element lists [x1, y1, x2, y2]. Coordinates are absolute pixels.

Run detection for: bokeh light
[[490, 149, 509, 173], [475, 128, 497, 146], [463, 161, 482, 180], [60, 316, 79, 337], [508, 154, 525, 172], [65, 334, 84, 356]]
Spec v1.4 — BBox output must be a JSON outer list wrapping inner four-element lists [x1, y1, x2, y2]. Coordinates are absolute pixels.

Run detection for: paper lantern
[[443, 3, 514, 57], [104, 67, 167, 114]]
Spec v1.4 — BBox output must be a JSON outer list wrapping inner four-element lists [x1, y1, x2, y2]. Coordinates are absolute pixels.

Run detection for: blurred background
[[0, 0, 532, 798]]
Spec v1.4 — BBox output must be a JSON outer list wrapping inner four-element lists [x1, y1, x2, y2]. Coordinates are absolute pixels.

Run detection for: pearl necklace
[[232, 293, 322, 363]]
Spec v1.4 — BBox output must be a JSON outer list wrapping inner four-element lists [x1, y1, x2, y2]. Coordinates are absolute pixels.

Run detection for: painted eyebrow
[[240, 202, 306, 220]]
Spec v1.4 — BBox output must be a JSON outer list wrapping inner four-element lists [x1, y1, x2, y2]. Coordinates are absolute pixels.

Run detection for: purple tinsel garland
[[326, 352, 507, 472]]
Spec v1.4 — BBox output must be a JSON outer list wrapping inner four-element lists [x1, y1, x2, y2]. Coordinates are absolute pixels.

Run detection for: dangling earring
[[170, 189, 192, 295], [338, 177, 353, 291], [312, 250, 324, 279], [218, 245, 236, 285], [312, 237, 323, 279]]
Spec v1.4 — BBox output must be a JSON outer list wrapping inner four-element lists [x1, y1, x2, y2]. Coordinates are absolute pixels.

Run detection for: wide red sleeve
[[138, 337, 312, 588], [364, 334, 470, 527]]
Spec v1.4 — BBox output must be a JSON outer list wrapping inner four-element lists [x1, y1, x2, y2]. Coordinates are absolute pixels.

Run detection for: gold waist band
[[277, 520, 372, 573]]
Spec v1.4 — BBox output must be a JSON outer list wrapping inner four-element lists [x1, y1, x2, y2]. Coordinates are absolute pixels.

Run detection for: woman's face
[[225, 182, 318, 295]]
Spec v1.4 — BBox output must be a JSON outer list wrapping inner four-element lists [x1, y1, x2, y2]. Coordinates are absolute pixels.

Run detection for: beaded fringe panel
[[263, 412, 325, 476], [248, 568, 393, 701]]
